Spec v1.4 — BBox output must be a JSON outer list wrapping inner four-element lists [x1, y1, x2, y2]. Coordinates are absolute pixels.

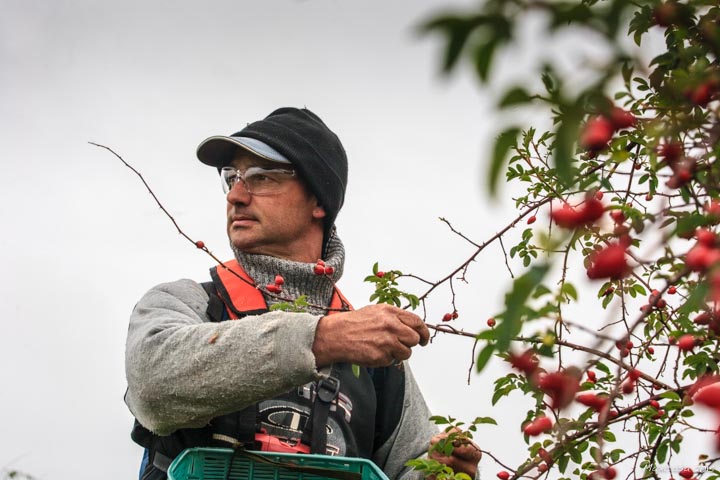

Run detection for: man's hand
[[429, 429, 482, 479], [312, 304, 430, 367]]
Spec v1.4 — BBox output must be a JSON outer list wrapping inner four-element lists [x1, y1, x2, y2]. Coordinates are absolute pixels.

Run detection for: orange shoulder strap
[[210, 259, 353, 319]]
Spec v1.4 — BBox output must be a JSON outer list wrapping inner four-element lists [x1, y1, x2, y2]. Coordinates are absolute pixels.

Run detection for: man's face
[[226, 151, 326, 262]]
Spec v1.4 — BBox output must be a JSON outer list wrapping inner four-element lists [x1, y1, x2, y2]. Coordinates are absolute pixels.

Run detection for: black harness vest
[[130, 260, 406, 480]]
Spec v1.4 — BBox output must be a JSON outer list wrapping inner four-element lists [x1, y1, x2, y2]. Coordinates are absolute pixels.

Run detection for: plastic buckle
[[316, 376, 340, 403]]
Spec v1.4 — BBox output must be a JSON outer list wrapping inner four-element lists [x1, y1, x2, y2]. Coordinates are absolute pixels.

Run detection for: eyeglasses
[[221, 166, 296, 195]]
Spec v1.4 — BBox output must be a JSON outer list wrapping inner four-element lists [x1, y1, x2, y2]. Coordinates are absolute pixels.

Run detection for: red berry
[[688, 82, 713, 106], [509, 350, 540, 376], [313, 264, 326, 275], [587, 370, 597, 383], [668, 286, 677, 294], [650, 400, 661, 409], [621, 380, 635, 394], [527, 215, 537, 225], [677, 334, 697, 351], [376, 271, 385, 278], [580, 197, 605, 224], [537, 463, 548, 473], [696, 228, 717, 247], [580, 116, 614, 151], [316, 259, 325, 266], [647, 346, 655, 354], [679, 467, 694, 479], [595, 191, 604, 200], [626, 340, 634, 349], [586, 243, 630, 280], [693, 380, 720, 408], [628, 369, 641, 381], [274, 275, 284, 286], [604, 466, 617, 479], [535, 370, 580, 409], [576, 393, 608, 411], [442, 313, 453, 322], [694, 312, 713, 325], [609, 107, 636, 130], [265, 284, 281, 294], [686, 244, 720, 271], [551, 203, 584, 228], [195, 240, 205, 249], [538, 448, 552, 464], [523, 416, 553, 436], [487, 318, 496, 327], [706, 200, 720, 220], [496, 472, 510, 480], [610, 210, 625, 224], [653, 2, 679, 26], [658, 141, 683, 162], [324, 265, 335, 275], [452, 311, 459, 319]]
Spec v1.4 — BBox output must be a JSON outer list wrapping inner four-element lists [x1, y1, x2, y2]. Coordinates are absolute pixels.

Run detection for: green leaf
[[430, 415, 451, 425], [498, 87, 534, 108], [472, 416, 498, 426], [475, 343, 495, 373], [352, 364, 361, 378], [568, 446, 582, 464], [657, 441, 668, 463], [553, 109, 583, 187], [497, 264, 550, 352], [675, 212, 710, 237], [677, 282, 709, 316], [488, 127, 521, 196], [558, 454, 570, 473]]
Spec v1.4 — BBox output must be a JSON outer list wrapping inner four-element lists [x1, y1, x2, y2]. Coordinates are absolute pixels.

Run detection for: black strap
[[201, 281, 226, 323], [210, 405, 259, 448], [302, 376, 340, 454]]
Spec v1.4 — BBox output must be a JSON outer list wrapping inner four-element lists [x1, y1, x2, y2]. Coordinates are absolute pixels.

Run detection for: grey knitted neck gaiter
[[232, 230, 345, 315]]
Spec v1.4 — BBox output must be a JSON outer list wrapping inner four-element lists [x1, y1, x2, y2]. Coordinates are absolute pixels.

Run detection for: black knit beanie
[[197, 107, 348, 253]]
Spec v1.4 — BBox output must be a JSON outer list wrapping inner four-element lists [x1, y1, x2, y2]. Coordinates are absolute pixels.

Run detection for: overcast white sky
[[1, 1, 711, 479]]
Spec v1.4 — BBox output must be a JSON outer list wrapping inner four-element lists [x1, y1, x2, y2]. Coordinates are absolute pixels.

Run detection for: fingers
[[395, 309, 430, 346], [313, 304, 429, 368], [429, 429, 482, 478]]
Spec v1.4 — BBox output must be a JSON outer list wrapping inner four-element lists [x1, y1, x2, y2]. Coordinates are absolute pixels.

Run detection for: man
[[125, 107, 481, 480]]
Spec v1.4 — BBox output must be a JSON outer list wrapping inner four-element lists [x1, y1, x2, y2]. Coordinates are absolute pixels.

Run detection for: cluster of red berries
[[265, 274, 285, 294], [579, 106, 636, 152], [442, 311, 459, 322], [620, 368, 641, 395], [313, 259, 335, 276]]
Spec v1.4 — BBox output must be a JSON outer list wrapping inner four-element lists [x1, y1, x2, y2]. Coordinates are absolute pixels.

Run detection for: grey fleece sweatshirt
[[124, 237, 441, 480]]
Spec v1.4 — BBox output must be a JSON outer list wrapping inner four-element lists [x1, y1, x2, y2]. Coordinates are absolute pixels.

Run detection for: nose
[[226, 178, 252, 205]]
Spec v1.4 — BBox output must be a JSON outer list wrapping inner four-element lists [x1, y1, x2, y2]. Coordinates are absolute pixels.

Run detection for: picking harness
[[131, 260, 405, 480]]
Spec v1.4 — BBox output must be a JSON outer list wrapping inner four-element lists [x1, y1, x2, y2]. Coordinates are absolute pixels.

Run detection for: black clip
[[316, 376, 340, 403]]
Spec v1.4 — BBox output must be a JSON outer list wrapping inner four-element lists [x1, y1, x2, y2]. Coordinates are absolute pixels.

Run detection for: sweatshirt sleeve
[[124, 279, 323, 436], [372, 362, 440, 480]]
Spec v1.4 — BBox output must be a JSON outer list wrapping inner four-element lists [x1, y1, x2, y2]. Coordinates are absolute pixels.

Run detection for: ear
[[312, 204, 326, 220]]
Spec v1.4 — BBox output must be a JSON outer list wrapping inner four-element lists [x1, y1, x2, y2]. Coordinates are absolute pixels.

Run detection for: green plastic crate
[[167, 448, 389, 480]]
